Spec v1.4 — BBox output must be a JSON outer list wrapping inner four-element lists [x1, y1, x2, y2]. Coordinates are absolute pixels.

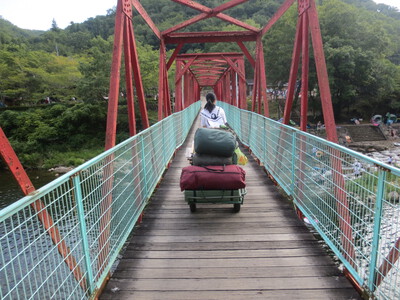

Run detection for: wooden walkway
[[101, 116, 361, 300]]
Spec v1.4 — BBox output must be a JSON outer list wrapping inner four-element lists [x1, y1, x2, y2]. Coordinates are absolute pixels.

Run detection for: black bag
[[192, 153, 236, 166], [194, 128, 236, 157]]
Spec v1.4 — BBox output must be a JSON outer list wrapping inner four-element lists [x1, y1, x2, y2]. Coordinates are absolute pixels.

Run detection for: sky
[[1, 0, 117, 31], [0, 0, 399, 31]]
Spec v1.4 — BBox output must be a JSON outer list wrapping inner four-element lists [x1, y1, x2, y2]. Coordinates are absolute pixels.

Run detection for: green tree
[[77, 36, 113, 101], [0, 44, 81, 104]]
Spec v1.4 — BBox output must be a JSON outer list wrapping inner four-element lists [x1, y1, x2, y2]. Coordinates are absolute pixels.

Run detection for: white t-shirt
[[200, 106, 227, 128]]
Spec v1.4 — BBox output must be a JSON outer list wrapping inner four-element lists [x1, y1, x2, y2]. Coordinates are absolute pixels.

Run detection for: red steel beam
[[163, 13, 209, 36], [171, 0, 212, 13], [0, 127, 86, 290], [300, 12, 309, 131], [308, 0, 337, 142], [308, 0, 356, 269], [218, 14, 259, 33], [174, 60, 183, 111], [192, 71, 224, 75], [123, 21, 137, 136], [178, 52, 244, 59], [222, 55, 245, 82], [158, 39, 166, 120], [175, 56, 198, 83], [130, 0, 161, 39], [193, 69, 226, 75], [164, 0, 257, 35], [231, 69, 237, 106], [195, 77, 223, 81], [251, 44, 259, 112], [191, 66, 226, 70], [171, 0, 251, 18], [166, 43, 184, 70], [257, 36, 269, 117], [261, 0, 296, 36], [183, 71, 190, 109], [100, 0, 125, 279], [375, 238, 400, 287], [192, 60, 228, 64], [237, 41, 255, 68], [128, 21, 150, 129], [105, 0, 124, 150], [238, 58, 247, 108], [283, 16, 302, 125], [208, 0, 251, 14], [165, 31, 257, 44], [163, 59, 172, 116]]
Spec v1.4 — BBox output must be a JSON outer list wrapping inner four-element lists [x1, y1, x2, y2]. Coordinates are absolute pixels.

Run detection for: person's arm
[[200, 112, 208, 128], [221, 108, 227, 124]]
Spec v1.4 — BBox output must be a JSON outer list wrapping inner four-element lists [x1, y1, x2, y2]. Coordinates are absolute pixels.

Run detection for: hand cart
[[184, 188, 247, 213]]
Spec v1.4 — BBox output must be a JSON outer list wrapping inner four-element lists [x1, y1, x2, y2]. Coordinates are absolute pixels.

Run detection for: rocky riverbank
[[340, 123, 400, 166]]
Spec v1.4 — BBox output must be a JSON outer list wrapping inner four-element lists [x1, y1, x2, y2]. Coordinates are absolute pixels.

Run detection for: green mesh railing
[[220, 102, 400, 299], [0, 101, 201, 299]]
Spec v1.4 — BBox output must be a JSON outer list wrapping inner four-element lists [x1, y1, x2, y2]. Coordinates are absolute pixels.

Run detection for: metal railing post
[[290, 130, 297, 196], [72, 174, 95, 294], [367, 168, 386, 292], [140, 135, 149, 199], [161, 120, 167, 166], [263, 118, 267, 167], [247, 112, 252, 148]]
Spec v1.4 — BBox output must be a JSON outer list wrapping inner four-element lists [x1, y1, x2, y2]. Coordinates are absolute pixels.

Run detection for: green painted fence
[[220, 102, 400, 299], [0, 101, 201, 299]]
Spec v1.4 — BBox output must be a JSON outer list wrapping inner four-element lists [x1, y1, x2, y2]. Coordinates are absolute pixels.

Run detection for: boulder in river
[[48, 166, 74, 174]]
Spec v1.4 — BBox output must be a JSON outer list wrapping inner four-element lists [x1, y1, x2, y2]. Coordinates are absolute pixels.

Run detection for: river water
[[0, 169, 58, 210]]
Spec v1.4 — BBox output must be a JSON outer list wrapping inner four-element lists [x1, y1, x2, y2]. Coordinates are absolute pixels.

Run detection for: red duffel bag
[[180, 165, 246, 191]]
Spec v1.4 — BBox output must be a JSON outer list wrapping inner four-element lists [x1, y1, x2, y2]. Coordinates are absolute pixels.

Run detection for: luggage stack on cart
[[180, 128, 246, 212]]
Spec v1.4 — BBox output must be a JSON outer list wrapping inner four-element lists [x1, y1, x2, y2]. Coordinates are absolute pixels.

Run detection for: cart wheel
[[233, 203, 241, 213], [190, 203, 196, 213]]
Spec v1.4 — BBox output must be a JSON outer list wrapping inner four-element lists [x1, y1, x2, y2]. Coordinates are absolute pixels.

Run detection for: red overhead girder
[[163, 0, 257, 35], [261, 0, 296, 36], [130, 0, 161, 39], [166, 43, 184, 70], [236, 41, 255, 68], [106, 0, 149, 149], [164, 31, 258, 44]]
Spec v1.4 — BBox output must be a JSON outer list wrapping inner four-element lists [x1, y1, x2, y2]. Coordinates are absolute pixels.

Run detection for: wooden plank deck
[[100, 116, 361, 300]]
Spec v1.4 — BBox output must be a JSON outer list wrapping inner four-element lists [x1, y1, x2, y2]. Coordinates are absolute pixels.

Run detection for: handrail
[[0, 101, 201, 299], [220, 102, 400, 299]]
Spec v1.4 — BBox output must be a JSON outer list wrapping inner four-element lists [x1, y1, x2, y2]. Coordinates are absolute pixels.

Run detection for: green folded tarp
[[194, 128, 236, 157]]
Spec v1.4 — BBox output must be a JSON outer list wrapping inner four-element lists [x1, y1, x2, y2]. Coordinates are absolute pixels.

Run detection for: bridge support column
[[238, 59, 247, 109], [231, 69, 237, 106], [158, 39, 171, 120], [258, 36, 269, 117], [175, 60, 183, 112], [281, 0, 358, 274]]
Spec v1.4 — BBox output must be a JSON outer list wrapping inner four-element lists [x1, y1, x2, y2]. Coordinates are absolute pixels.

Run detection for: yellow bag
[[234, 148, 248, 166]]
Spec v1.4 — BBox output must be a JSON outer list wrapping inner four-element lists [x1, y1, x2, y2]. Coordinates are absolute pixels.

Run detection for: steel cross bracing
[[174, 53, 246, 111], [85, 0, 338, 147]]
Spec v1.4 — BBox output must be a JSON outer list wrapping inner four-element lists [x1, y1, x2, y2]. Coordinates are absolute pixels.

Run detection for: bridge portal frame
[[107, 0, 360, 293], [1, 0, 383, 296]]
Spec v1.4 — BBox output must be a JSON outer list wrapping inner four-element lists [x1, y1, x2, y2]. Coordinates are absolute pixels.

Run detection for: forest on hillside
[[0, 0, 399, 168]]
